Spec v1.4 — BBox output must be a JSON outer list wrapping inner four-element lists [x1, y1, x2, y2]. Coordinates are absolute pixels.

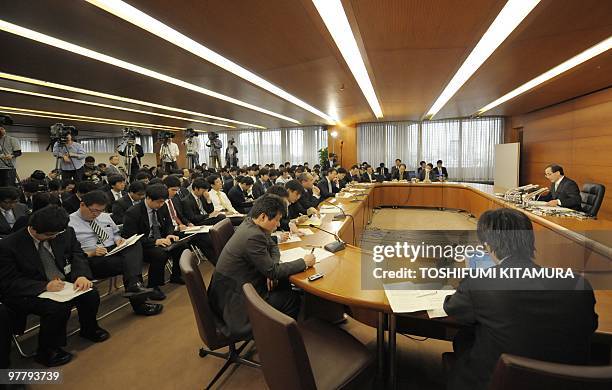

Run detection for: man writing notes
[[209, 194, 316, 336], [540, 164, 582, 210]]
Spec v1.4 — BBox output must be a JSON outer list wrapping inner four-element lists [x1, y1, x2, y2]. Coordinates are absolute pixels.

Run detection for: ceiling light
[[476, 36, 612, 114], [425, 0, 540, 119], [87, 0, 337, 124], [0, 86, 235, 128], [330, 131, 338, 138], [0, 19, 300, 124], [0, 105, 187, 130], [312, 0, 383, 119], [0, 71, 264, 128]]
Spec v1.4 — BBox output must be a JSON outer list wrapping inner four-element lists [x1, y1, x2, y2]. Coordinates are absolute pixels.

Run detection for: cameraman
[[206, 132, 222, 169], [159, 135, 179, 173], [225, 137, 238, 167], [184, 130, 200, 168], [52, 131, 86, 181], [0, 125, 22, 187], [117, 138, 144, 182]]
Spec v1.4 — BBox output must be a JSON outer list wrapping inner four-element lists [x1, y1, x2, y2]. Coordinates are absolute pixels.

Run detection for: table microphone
[[323, 201, 348, 221], [309, 224, 346, 253]]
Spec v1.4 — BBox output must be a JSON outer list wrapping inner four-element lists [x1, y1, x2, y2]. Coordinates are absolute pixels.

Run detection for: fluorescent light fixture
[[0, 19, 300, 124], [0, 72, 264, 128], [86, 0, 337, 124], [476, 36, 612, 114], [425, 0, 540, 119], [312, 0, 383, 119], [0, 86, 235, 128], [0, 105, 188, 131]]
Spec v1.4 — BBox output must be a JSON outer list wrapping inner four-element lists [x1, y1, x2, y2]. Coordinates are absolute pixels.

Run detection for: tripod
[[0, 141, 20, 188], [185, 137, 199, 169]]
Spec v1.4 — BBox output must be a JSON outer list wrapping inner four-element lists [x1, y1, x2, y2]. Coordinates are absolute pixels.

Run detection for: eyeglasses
[[40, 229, 66, 239], [87, 206, 106, 214]]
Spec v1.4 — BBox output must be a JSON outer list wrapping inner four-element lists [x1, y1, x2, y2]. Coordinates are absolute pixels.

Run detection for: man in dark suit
[[104, 175, 127, 212], [222, 166, 239, 193], [121, 185, 180, 297], [252, 168, 272, 199], [361, 165, 375, 183], [376, 163, 389, 180], [295, 172, 322, 217], [322, 153, 336, 171], [181, 178, 223, 225], [118, 141, 144, 182], [391, 163, 410, 181], [209, 194, 316, 336], [443, 208, 597, 390], [418, 163, 436, 182], [540, 164, 582, 210], [317, 168, 340, 199], [347, 165, 361, 183], [0, 186, 28, 236], [63, 181, 98, 215], [337, 167, 350, 189], [0, 206, 109, 367], [432, 160, 448, 180], [390, 159, 402, 179], [111, 180, 146, 225], [228, 176, 255, 214]]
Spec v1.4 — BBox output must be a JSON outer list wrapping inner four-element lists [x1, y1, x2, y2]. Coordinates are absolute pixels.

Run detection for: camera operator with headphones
[[159, 132, 179, 173], [0, 115, 22, 187], [50, 124, 86, 182], [206, 132, 223, 169]]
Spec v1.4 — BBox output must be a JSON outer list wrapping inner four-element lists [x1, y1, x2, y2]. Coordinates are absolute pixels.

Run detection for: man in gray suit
[[0, 186, 28, 236], [105, 154, 125, 179], [209, 194, 316, 336]]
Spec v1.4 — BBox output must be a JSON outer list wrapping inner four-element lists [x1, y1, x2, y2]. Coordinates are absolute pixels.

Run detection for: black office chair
[[580, 183, 605, 218]]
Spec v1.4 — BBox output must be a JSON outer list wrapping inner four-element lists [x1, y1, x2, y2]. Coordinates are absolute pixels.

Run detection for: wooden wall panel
[[329, 123, 357, 168], [512, 87, 612, 220]]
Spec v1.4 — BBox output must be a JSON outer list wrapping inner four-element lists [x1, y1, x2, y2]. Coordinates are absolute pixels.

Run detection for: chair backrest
[[242, 283, 317, 390], [208, 218, 235, 266], [179, 249, 227, 351], [580, 183, 606, 217], [489, 353, 612, 390]]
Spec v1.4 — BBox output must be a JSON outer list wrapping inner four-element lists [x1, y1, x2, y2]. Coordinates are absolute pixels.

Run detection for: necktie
[[328, 179, 332, 193], [2, 209, 15, 228], [151, 209, 162, 239], [38, 242, 65, 281], [90, 219, 110, 245], [168, 199, 184, 225]]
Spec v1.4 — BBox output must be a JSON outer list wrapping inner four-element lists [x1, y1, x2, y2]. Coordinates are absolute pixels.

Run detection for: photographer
[[117, 129, 144, 182], [83, 156, 103, 185], [0, 124, 22, 187], [206, 132, 222, 169], [159, 133, 179, 173], [184, 129, 200, 169], [225, 137, 238, 167], [52, 131, 86, 181]]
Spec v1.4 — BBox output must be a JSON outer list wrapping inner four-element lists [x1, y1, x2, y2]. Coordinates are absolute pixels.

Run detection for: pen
[[416, 291, 437, 298], [310, 247, 315, 254]]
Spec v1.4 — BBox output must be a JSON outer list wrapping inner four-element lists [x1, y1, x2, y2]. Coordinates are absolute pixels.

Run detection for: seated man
[[251, 168, 272, 199], [209, 194, 316, 336], [105, 175, 127, 212], [418, 163, 436, 182], [433, 159, 448, 181], [391, 163, 410, 181], [0, 205, 109, 367], [540, 164, 582, 210], [443, 208, 597, 390], [0, 186, 28, 236], [207, 174, 239, 214], [182, 178, 224, 225], [227, 176, 255, 214], [361, 165, 376, 182], [111, 180, 146, 224], [63, 181, 98, 215], [296, 172, 322, 216], [69, 191, 162, 316], [317, 168, 340, 199], [121, 185, 180, 297], [337, 167, 350, 189]]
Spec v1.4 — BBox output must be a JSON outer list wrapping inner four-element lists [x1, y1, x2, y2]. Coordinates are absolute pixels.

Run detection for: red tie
[[168, 200, 183, 226]]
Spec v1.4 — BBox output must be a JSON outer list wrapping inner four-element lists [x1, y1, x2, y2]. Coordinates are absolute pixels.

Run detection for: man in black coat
[[432, 160, 448, 180], [121, 185, 180, 298], [317, 168, 340, 199], [540, 164, 582, 211], [63, 181, 98, 215], [251, 168, 272, 199], [227, 176, 255, 214], [0, 206, 109, 367], [295, 172, 322, 216], [111, 180, 146, 224], [104, 174, 128, 212], [443, 208, 597, 390]]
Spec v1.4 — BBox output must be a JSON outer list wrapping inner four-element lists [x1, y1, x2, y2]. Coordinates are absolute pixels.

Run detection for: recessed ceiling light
[[476, 36, 612, 114], [425, 0, 541, 119], [0, 19, 300, 124], [0, 86, 235, 128], [0, 71, 264, 128], [312, 0, 383, 119], [87, 0, 337, 124]]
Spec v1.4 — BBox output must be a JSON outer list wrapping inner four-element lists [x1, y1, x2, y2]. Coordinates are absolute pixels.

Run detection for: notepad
[[273, 231, 302, 243], [319, 205, 341, 214], [383, 282, 455, 315], [279, 247, 334, 263], [298, 215, 322, 226], [105, 234, 144, 257], [38, 282, 92, 302], [183, 225, 212, 234]]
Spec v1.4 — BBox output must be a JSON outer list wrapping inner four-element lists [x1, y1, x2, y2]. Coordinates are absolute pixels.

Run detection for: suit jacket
[[111, 194, 138, 224], [223, 177, 236, 194], [418, 170, 436, 182], [361, 172, 375, 183], [0, 204, 28, 236], [376, 167, 389, 179], [208, 218, 306, 336], [443, 257, 597, 390], [181, 193, 216, 225], [391, 171, 410, 181], [433, 166, 448, 179], [390, 166, 401, 178], [297, 188, 321, 213], [62, 194, 81, 215], [104, 189, 127, 212], [105, 164, 123, 178], [167, 196, 189, 226], [227, 186, 253, 214], [540, 176, 582, 211], [0, 227, 92, 299], [252, 179, 271, 199], [121, 202, 174, 249], [317, 178, 339, 199]]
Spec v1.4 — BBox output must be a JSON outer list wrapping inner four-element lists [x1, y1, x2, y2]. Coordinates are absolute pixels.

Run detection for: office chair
[[208, 218, 234, 266], [580, 183, 605, 218]]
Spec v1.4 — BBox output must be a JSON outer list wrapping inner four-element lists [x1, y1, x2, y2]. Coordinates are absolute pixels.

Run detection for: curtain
[[80, 135, 154, 154], [197, 125, 326, 166], [358, 117, 504, 182]]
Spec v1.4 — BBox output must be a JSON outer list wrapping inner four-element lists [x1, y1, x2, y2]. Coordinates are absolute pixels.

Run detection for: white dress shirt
[[210, 189, 238, 213]]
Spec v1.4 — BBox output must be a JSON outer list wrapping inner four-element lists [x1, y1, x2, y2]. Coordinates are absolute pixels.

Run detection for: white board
[[494, 143, 520, 191]]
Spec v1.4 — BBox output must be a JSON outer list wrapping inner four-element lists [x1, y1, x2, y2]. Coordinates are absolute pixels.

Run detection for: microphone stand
[[309, 224, 346, 253]]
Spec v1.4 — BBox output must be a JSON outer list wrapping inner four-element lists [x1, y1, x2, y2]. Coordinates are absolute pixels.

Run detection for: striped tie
[[90, 219, 109, 244]]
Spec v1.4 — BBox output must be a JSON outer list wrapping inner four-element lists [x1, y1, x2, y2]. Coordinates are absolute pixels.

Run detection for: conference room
[[1, 1, 611, 389]]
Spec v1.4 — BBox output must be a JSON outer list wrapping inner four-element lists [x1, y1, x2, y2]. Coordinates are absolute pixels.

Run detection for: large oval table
[[282, 182, 612, 389]]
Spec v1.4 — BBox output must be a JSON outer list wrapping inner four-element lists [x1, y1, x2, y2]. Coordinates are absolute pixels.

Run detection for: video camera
[[185, 128, 198, 138], [0, 114, 13, 126], [207, 131, 219, 140], [47, 123, 77, 150], [122, 127, 141, 141], [156, 130, 175, 142]]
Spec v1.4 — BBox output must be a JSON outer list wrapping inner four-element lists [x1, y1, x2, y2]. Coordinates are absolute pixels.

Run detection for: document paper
[[279, 247, 334, 264], [38, 282, 92, 302], [383, 282, 455, 317]]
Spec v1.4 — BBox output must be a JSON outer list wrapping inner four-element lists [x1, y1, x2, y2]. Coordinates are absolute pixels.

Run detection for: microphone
[[309, 224, 346, 253], [323, 200, 348, 221]]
